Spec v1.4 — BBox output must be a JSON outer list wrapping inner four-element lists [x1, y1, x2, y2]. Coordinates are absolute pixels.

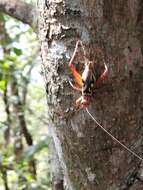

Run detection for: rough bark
[[49, 138, 64, 190], [0, 0, 37, 29], [38, 0, 143, 189]]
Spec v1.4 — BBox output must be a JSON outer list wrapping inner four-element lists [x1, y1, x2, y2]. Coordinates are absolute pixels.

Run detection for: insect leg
[[69, 80, 82, 92], [75, 96, 83, 107], [96, 62, 108, 86], [78, 40, 89, 66], [69, 40, 83, 87]]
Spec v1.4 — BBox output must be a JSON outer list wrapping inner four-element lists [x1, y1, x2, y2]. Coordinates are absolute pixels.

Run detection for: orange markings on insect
[[68, 40, 108, 108]]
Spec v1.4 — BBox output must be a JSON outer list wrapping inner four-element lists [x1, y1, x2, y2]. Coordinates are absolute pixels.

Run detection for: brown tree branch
[[0, 0, 37, 29], [11, 78, 37, 177], [3, 82, 11, 145]]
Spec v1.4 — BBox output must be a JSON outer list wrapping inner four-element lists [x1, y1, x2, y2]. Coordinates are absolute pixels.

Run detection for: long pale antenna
[[86, 107, 143, 162]]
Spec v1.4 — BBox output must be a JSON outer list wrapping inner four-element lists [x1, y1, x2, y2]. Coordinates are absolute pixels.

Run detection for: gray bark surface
[[38, 0, 143, 189]]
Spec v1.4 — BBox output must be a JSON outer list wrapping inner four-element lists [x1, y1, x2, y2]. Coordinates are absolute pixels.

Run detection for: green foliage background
[[0, 13, 51, 190]]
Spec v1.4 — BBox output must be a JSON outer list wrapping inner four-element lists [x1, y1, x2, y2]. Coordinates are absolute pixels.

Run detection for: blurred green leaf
[[0, 80, 6, 91], [0, 72, 3, 80], [5, 54, 17, 62], [3, 63, 10, 69], [0, 60, 4, 64], [0, 14, 5, 22], [13, 47, 22, 56]]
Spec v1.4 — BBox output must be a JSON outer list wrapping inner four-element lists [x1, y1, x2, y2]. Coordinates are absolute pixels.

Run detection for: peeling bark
[[38, 0, 143, 189]]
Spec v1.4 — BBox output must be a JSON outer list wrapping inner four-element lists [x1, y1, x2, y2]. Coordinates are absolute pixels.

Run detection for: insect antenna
[[86, 107, 143, 162]]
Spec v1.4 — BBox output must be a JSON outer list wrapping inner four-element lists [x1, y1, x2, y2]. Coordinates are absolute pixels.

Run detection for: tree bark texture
[[38, 0, 143, 189], [49, 138, 64, 190]]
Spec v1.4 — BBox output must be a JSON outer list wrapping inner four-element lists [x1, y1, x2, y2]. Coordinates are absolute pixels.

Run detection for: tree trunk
[[49, 138, 64, 190], [38, 0, 143, 189]]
